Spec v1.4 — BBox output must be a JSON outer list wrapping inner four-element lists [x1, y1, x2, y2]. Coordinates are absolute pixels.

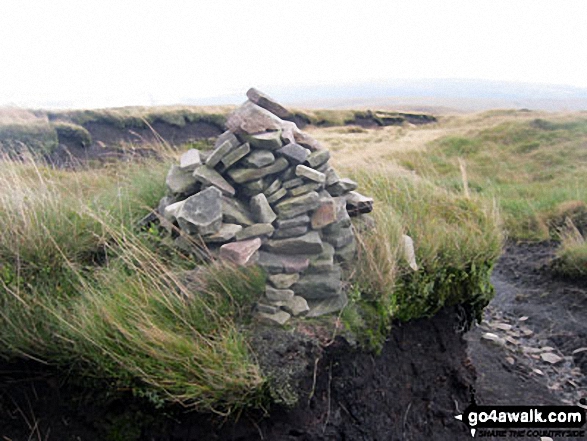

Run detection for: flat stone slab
[[282, 178, 304, 189], [264, 231, 323, 255], [255, 310, 291, 326], [163, 200, 185, 222], [207, 132, 240, 167], [221, 196, 254, 226], [219, 238, 262, 266], [246, 87, 291, 119], [266, 187, 287, 204], [166, 165, 199, 195], [263, 178, 281, 196], [324, 226, 354, 249], [279, 296, 310, 317], [289, 182, 322, 197], [268, 273, 300, 289], [272, 225, 308, 239], [295, 165, 326, 183], [324, 167, 340, 187], [311, 198, 337, 229], [275, 191, 320, 219], [245, 130, 283, 151], [242, 149, 275, 168], [236, 223, 275, 241], [327, 178, 358, 196], [177, 186, 222, 235], [334, 240, 357, 263], [257, 251, 310, 274], [220, 142, 250, 169], [203, 223, 242, 243], [277, 143, 310, 165], [265, 286, 294, 302], [250, 193, 277, 224], [276, 214, 310, 229], [228, 157, 289, 184], [345, 191, 374, 215], [306, 150, 330, 169], [292, 266, 342, 300], [306, 291, 348, 318], [179, 149, 202, 171], [193, 165, 236, 196]]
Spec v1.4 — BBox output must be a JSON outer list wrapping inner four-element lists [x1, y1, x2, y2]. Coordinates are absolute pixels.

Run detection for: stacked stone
[[159, 88, 373, 325]]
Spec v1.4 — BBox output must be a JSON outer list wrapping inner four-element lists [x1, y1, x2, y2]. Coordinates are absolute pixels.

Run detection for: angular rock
[[272, 225, 308, 239], [221, 196, 254, 226], [203, 223, 242, 243], [293, 130, 323, 151], [279, 296, 310, 317], [227, 157, 289, 184], [220, 142, 250, 169], [242, 149, 275, 168], [306, 291, 348, 318], [193, 165, 236, 196], [276, 215, 310, 229], [207, 132, 240, 167], [226, 100, 284, 136], [177, 187, 222, 235], [263, 178, 281, 196], [289, 182, 322, 197], [307, 243, 335, 273], [295, 165, 326, 183], [335, 240, 357, 263], [166, 165, 199, 195], [275, 191, 320, 219], [352, 213, 376, 233], [268, 273, 300, 289], [324, 226, 354, 249], [256, 303, 279, 314], [264, 231, 323, 255], [266, 286, 295, 302], [241, 179, 267, 197], [158, 195, 176, 215], [250, 193, 277, 224], [179, 149, 201, 171], [311, 197, 337, 229], [327, 178, 358, 196], [292, 267, 342, 299], [246, 87, 291, 119], [306, 150, 330, 169], [257, 251, 310, 274], [163, 200, 185, 222], [266, 187, 287, 204], [255, 310, 291, 326], [345, 191, 374, 215], [236, 223, 275, 241], [245, 130, 283, 151], [282, 178, 304, 189], [280, 166, 297, 181], [277, 143, 310, 165], [219, 238, 262, 266], [324, 167, 340, 187]]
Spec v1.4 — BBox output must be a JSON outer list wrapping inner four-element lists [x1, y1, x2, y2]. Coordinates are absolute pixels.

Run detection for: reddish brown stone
[[311, 198, 337, 229], [219, 238, 262, 266]]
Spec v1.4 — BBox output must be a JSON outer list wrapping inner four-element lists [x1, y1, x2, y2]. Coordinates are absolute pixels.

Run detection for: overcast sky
[[1, 0, 586, 108]]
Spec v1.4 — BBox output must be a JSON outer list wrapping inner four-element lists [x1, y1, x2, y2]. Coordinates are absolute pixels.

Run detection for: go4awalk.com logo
[[455, 402, 586, 438]]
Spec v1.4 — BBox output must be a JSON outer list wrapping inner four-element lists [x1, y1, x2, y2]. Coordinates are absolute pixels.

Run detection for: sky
[[0, 0, 586, 108]]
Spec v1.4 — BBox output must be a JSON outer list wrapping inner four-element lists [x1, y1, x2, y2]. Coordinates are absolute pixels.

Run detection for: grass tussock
[[552, 220, 587, 278]]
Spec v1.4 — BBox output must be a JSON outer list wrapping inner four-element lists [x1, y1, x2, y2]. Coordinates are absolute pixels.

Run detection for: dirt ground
[[0, 247, 585, 440]]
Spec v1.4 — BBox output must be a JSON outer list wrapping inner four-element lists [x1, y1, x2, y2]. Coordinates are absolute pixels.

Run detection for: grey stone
[[293, 130, 323, 151], [245, 130, 283, 151], [163, 200, 185, 224], [257, 251, 310, 274], [327, 178, 359, 196], [307, 243, 335, 273], [207, 132, 240, 167], [335, 240, 357, 263], [279, 296, 310, 317], [306, 291, 348, 318], [276, 215, 310, 229], [280, 166, 297, 181], [179, 149, 201, 171], [275, 191, 320, 219], [255, 310, 291, 326], [220, 142, 250, 169], [226, 101, 285, 135], [227, 157, 288, 184], [236, 223, 275, 241], [277, 143, 310, 165], [219, 238, 262, 266], [352, 213, 376, 233], [295, 165, 325, 183], [166, 165, 199, 195], [288, 182, 322, 197], [177, 187, 223, 236], [250, 193, 277, 224], [203, 223, 242, 243], [199, 150, 212, 164], [266, 187, 287, 205], [282, 178, 304, 189], [268, 273, 300, 289], [324, 227, 354, 249], [193, 165, 235, 196], [264, 231, 323, 255], [266, 286, 294, 302], [221, 196, 254, 226], [292, 267, 342, 299], [263, 178, 281, 196], [272, 225, 308, 239], [311, 197, 337, 229], [256, 303, 279, 314], [157, 195, 176, 215], [345, 191, 374, 215], [241, 179, 267, 197], [306, 150, 330, 169], [316, 161, 330, 173], [246, 87, 291, 119], [242, 149, 275, 168]]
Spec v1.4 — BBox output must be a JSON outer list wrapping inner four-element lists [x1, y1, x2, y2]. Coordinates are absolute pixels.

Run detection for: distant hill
[[188, 79, 587, 113]]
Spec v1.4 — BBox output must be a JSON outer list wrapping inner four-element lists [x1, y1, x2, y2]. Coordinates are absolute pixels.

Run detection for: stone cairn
[[159, 88, 374, 325]]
